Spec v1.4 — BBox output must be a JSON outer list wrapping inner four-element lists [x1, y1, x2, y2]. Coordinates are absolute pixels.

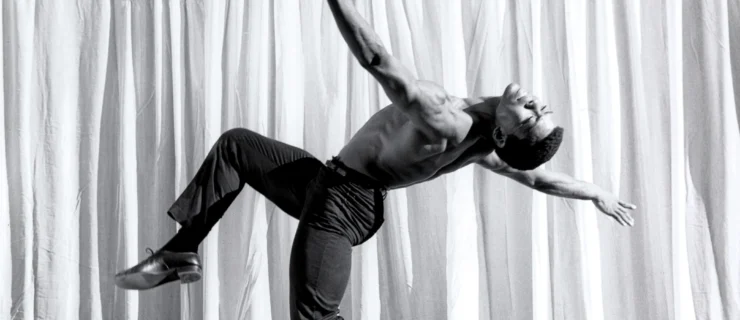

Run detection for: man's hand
[[592, 192, 636, 227]]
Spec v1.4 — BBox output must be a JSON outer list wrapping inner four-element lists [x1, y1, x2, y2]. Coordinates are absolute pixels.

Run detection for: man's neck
[[463, 96, 499, 118], [458, 96, 501, 137]]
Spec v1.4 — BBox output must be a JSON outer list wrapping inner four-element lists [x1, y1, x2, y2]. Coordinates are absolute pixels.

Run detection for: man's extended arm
[[477, 153, 636, 226], [503, 168, 603, 199]]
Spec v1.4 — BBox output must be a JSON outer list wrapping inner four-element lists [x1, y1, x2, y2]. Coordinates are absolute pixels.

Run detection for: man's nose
[[524, 99, 539, 109], [527, 102, 547, 115]]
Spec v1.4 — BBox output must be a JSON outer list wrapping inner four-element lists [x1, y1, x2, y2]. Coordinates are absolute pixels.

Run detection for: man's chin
[[503, 83, 521, 97], [532, 120, 557, 140]]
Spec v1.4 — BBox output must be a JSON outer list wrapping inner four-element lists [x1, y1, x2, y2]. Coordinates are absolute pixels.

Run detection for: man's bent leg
[[161, 128, 323, 253], [115, 128, 323, 290], [289, 221, 352, 320], [169, 128, 322, 228]]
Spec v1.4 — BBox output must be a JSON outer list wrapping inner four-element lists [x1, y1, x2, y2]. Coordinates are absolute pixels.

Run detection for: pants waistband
[[326, 157, 387, 193]]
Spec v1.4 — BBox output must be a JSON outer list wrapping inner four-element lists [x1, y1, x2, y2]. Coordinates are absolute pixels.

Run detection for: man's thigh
[[289, 221, 352, 320], [168, 128, 322, 223], [263, 157, 324, 219], [221, 128, 323, 218]]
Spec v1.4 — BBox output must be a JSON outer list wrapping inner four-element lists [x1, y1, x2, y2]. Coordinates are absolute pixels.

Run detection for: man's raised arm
[[327, 0, 418, 106], [327, 0, 472, 141]]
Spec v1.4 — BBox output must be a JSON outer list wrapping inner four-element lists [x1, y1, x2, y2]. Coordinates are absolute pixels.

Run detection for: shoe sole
[[177, 265, 202, 284], [116, 265, 202, 290]]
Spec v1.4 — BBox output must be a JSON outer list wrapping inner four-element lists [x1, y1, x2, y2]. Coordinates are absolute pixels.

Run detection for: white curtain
[[3, 0, 740, 319]]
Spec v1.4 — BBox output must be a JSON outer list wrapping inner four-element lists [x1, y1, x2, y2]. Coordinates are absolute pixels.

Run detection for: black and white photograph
[[2, 0, 740, 319]]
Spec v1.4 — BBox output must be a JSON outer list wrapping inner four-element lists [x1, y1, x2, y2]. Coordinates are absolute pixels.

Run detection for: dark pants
[[165, 128, 386, 320]]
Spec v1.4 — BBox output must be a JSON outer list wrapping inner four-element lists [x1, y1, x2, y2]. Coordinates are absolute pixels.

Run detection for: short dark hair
[[494, 127, 564, 170]]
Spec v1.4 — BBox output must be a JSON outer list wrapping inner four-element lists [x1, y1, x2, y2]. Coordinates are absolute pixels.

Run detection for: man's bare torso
[[337, 81, 496, 189]]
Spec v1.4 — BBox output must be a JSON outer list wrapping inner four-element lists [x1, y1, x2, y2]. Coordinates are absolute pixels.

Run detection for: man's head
[[491, 83, 564, 170]]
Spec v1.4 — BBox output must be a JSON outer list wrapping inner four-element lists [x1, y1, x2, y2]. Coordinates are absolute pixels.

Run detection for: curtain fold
[[4, 0, 740, 319]]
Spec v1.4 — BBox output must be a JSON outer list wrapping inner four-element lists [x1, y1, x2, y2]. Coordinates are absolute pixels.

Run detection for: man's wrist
[[589, 185, 607, 202]]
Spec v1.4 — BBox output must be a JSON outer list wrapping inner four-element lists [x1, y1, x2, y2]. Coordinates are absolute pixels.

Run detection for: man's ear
[[493, 126, 506, 148]]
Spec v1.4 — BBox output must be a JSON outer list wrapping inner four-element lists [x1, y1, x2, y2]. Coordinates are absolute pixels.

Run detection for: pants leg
[[164, 128, 323, 251], [289, 220, 352, 320]]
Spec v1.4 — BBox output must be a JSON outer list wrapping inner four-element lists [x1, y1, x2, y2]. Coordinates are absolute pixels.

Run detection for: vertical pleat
[[562, 0, 604, 319], [115, 2, 141, 319], [528, 1, 553, 319], [589, 1, 627, 319], [665, 1, 697, 320], [683, 0, 740, 318], [77, 0, 108, 318], [6, 1, 38, 319], [0, 0, 8, 315]]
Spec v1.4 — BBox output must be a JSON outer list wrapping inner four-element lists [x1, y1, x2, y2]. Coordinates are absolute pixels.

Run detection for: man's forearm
[[534, 172, 604, 201], [327, 0, 388, 68]]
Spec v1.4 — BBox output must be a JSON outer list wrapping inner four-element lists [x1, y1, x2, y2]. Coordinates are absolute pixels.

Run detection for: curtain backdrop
[[3, 0, 740, 319]]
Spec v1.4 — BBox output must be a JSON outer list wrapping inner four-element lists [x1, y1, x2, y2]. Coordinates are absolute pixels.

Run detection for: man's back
[[337, 82, 494, 189]]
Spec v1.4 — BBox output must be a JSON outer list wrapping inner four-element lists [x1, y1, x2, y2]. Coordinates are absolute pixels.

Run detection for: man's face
[[495, 83, 556, 141]]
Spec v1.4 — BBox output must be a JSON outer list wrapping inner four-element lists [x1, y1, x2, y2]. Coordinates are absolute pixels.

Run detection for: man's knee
[[218, 127, 251, 143], [216, 127, 271, 152]]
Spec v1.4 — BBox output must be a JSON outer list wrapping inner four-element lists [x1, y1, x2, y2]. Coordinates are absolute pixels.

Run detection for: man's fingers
[[613, 216, 625, 226], [615, 209, 633, 227], [617, 208, 633, 226], [620, 214, 631, 227], [620, 201, 637, 210], [612, 213, 626, 226], [624, 212, 634, 226]]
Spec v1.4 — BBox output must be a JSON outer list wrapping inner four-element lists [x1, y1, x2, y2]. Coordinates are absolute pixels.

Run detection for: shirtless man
[[114, 1, 636, 319]]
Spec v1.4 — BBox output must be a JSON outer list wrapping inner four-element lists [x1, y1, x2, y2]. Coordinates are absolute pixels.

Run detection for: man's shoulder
[[413, 81, 477, 104], [413, 80, 451, 103], [416, 79, 445, 90]]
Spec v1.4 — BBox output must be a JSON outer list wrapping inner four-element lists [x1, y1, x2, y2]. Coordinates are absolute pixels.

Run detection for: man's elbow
[[358, 53, 382, 70], [357, 42, 389, 69], [530, 176, 549, 192], [532, 183, 549, 194], [359, 50, 387, 71]]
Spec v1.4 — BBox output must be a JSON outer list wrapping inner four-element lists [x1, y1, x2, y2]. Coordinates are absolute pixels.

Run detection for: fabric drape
[[3, 0, 739, 319]]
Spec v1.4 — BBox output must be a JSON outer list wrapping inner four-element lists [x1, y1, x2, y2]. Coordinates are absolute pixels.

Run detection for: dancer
[[115, 1, 636, 319]]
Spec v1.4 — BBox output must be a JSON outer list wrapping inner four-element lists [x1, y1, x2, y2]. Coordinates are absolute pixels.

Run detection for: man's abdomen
[[337, 113, 475, 189]]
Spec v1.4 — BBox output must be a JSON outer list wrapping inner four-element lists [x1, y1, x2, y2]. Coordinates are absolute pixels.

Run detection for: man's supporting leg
[[289, 220, 352, 320]]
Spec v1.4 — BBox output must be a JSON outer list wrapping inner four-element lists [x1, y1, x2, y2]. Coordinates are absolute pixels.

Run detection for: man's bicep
[[366, 54, 419, 106]]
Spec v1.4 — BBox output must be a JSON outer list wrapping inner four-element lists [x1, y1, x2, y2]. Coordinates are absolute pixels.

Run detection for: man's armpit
[[477, 152, 507, 171]]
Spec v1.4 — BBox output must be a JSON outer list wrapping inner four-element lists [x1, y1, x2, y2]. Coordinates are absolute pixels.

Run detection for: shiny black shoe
[[114, 248, 202, 290]]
